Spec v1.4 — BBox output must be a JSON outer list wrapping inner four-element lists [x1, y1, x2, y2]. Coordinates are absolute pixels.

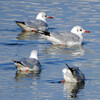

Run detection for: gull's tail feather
[[15, 21, 25, 25], [66, 64, 74, 75], [38, 31, 50, 36], [13, 60, 25, 68], [15, 21, 26, 30], [15, 21, 38, 32], [66, 64, 71, 69]]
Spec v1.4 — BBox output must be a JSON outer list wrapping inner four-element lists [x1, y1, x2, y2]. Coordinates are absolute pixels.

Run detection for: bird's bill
[[84, 31, 90, 33], [47, 16, 53, 19]]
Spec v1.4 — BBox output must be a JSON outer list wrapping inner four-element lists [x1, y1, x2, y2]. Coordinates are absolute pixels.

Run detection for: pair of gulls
[[16, 12, 90, 47], [14, 12, 88, 83], [14, 50, 85, 83]]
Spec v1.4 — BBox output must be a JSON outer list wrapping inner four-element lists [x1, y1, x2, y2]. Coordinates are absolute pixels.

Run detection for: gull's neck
[[73, 32, 83, 42]]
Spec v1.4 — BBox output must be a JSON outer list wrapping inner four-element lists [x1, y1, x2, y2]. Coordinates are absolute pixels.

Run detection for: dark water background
[[0, 0, 100, 100]]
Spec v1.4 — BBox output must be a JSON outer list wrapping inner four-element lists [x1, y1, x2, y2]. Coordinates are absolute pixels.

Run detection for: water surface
[[0, 0, 100, 100]]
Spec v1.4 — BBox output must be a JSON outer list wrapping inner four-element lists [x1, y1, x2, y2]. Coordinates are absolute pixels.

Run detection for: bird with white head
[[13, 50, 41, 72], [15, 12, 53, 32], [40, 26, 90, 47]]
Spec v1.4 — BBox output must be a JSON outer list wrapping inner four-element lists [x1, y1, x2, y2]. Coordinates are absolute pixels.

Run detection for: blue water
[[0, 0, 100, 100]]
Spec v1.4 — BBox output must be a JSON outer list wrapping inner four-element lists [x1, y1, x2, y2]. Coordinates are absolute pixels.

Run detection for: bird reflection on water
[[16, 31, 40, 40], [14, 70, 41, 81], [43, 44, 84, 56], [63, 81, 85, 98]]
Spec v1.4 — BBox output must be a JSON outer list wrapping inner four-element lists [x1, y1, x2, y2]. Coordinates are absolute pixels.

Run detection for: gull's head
[[71, 26, 90, 35], [36, 12, 53, 22], [29, 50, 38, 59]]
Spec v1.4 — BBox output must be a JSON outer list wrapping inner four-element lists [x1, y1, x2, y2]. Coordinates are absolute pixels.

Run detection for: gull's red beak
[[47, 16, 53, 19], [84, 31, 90, 33]]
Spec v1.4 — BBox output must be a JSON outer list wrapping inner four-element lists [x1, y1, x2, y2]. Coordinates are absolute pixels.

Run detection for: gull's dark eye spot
[[45, 15, 47, 17], [80, 29, 82, 31]]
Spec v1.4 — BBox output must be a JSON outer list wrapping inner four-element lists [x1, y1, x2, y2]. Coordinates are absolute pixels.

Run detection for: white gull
[[62, 64, 85, 83], [15, 12, 53, 32], [13, 50, 41, 72], [40, 26, 90, 47]]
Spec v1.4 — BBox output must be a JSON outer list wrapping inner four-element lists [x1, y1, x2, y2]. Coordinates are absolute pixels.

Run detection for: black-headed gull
[[62, 64, 85, 83], [13, 50, 41, 72], [15, 12, 53, 32], [40, 26, 90, 46]]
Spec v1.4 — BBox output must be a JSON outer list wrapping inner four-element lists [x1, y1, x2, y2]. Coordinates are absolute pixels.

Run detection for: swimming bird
[[40, 26, 90, 46], [62, 64, 85, 82], [13, 50, 41, 72], [15, 12, 53, 32]]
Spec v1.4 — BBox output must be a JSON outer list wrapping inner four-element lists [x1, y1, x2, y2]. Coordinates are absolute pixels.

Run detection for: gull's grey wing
[[21, 58, 41, 69], [51, 32, 80, 43], [25, 19, 48, 32], [72, 67, 85, 82]]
